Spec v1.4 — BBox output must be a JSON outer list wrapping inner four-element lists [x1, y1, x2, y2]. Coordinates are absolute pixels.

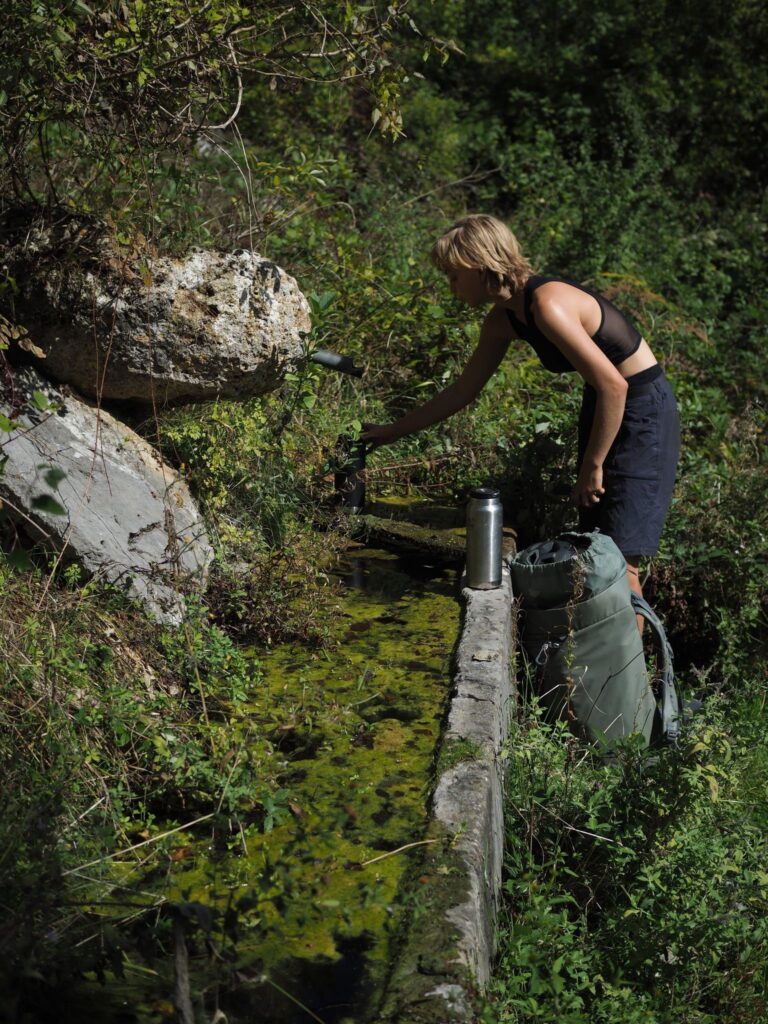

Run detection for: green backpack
[[508, 531, 680, 749]]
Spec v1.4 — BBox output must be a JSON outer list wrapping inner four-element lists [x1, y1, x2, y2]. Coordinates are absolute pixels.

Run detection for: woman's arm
[[362, 305, 513, 447], [529, 286, 628, 507]]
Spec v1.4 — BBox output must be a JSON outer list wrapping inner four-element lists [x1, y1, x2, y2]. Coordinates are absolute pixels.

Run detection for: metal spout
[[310, 349, 363, 378]]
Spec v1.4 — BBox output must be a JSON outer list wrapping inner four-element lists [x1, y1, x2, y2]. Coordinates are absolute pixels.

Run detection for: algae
[[358, 495, 517, 562], [355, 515, 466, 562], [78, 545, 460, 1024]]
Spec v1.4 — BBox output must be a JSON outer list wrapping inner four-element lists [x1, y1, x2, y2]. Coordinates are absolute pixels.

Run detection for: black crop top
[[505, 275, 642, 373]]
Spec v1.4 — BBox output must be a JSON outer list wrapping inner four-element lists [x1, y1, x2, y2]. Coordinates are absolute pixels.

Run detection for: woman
[[362, 214, 680, 607]]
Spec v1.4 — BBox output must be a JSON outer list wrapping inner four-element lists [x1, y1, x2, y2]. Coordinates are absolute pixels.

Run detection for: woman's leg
[[625, 556, 644, 631]]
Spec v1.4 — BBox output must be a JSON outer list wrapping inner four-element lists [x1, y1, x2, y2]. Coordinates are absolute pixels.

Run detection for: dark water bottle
[[465, 486, 503, 589], [334, 434, 366, 513]]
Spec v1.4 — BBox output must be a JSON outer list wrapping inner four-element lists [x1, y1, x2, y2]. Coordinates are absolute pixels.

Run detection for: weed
[[486, 700, 768, 1022], [434, 736, 485, 777]]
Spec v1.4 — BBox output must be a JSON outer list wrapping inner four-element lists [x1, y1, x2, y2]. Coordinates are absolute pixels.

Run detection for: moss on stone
[[433, 737, 484, 777]]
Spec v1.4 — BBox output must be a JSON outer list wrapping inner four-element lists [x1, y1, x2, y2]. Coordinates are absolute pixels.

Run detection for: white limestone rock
[[3, 215, 310, 404], [0, 367, 213, 623]]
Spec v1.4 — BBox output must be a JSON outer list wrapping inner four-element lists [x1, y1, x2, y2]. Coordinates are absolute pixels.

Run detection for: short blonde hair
[[431, 214, 533, 293]]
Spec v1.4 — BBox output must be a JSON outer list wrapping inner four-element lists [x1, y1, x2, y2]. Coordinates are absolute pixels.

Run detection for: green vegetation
[[1, 0, 767, 1020], [486, 705, 768, 1022], [434, 736, 485, 776], [0, 547, 459, 1022]]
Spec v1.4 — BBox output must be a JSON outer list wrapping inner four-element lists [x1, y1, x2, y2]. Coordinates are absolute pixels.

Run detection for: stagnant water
[[73, 543, 460, 1024]]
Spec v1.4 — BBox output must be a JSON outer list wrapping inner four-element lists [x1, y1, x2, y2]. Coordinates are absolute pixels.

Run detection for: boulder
[[1, 212, 311, 404], [0, 367, 213, 623]]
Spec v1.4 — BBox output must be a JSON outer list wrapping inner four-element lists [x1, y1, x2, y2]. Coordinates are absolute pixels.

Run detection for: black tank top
[[505, 275, 642, 373]]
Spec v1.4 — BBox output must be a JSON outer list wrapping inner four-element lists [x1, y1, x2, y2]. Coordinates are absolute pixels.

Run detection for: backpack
[[508, 531, 680, 749]]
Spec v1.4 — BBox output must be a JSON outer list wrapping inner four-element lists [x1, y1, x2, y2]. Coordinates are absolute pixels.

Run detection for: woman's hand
[[361, 423, 400, 450], [360, 309, 514, 453], [572, 464, 605, 507]]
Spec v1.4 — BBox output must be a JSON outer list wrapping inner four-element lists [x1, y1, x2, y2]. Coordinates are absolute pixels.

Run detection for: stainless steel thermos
[[334, 434, 366, 513], [465, 486, 503, 589]]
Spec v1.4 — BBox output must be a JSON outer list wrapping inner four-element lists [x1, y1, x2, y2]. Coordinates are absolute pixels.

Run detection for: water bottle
[[334, 434, 366, 513], [465, 486, 503, 589]]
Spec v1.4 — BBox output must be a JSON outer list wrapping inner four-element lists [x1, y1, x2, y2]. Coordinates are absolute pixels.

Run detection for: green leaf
[[308, 291, 335, 314], [31, 390, 52, 412], [5, 549, 34, 572], [31, 494, 67, 516]]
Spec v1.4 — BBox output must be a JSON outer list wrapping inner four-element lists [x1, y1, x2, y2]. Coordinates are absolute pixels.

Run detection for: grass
[[483, 675, 768, 1023]]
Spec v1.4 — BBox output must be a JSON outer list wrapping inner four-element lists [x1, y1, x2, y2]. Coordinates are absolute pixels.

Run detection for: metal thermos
[[334, 434, 366, 513], [465, 486, 503, 589]]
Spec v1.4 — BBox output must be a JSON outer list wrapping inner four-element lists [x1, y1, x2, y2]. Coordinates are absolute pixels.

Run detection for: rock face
[[2, 213, 311, 404], [0, 367, 213, 623]]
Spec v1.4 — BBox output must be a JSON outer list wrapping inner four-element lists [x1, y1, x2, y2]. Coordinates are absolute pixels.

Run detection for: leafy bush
[[486, 699, 768, 1023]]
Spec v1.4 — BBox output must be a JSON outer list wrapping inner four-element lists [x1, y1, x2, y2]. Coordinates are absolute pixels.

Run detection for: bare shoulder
[[531, 280, 597, 326], [482, 303, 515, 342]]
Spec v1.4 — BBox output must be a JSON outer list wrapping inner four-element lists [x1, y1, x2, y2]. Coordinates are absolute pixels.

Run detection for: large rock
[[1, 212, 311, 404], [0, 367, 213, 623]]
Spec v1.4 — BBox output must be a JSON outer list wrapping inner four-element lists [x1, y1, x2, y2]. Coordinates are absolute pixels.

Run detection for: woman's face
[[445, 265, 488, 307]]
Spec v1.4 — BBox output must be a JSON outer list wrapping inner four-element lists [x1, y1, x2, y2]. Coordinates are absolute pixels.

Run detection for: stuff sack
[[508, 531, 680, 749]]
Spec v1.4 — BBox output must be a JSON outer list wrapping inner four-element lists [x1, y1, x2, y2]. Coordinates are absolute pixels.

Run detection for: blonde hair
[[430, 214, 533, 294]]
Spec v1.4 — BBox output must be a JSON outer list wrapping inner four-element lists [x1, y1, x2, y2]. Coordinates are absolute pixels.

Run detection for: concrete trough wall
[[376, 566, 516, 1023]]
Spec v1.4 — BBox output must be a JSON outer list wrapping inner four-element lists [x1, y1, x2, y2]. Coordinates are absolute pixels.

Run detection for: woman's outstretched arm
[[362, 305, 513, 448]]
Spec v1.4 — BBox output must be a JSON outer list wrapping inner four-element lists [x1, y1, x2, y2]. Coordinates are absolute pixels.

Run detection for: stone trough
[[363, 499, 517, 1023], [376, 570, 516, 1023]]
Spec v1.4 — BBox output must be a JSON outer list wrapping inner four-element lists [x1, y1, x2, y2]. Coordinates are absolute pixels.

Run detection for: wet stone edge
[[375, 566, 516, 1023]]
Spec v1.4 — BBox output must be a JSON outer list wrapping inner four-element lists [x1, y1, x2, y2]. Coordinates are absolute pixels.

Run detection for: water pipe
[[310, 349, 364, 378]]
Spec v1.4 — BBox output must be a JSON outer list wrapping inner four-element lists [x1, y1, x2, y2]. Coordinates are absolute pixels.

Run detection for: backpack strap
[[631, 593, 681, 746]]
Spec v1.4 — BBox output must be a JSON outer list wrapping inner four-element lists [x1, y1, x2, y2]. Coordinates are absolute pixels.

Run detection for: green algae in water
[[77, 547, 460, 1024]]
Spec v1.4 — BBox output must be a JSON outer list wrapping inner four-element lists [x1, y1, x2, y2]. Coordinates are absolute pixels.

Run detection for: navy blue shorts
[[578, 364, 680, 557]]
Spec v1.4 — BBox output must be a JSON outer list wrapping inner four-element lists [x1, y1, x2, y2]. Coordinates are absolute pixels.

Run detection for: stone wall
[[376, 568, 517, 1023]]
